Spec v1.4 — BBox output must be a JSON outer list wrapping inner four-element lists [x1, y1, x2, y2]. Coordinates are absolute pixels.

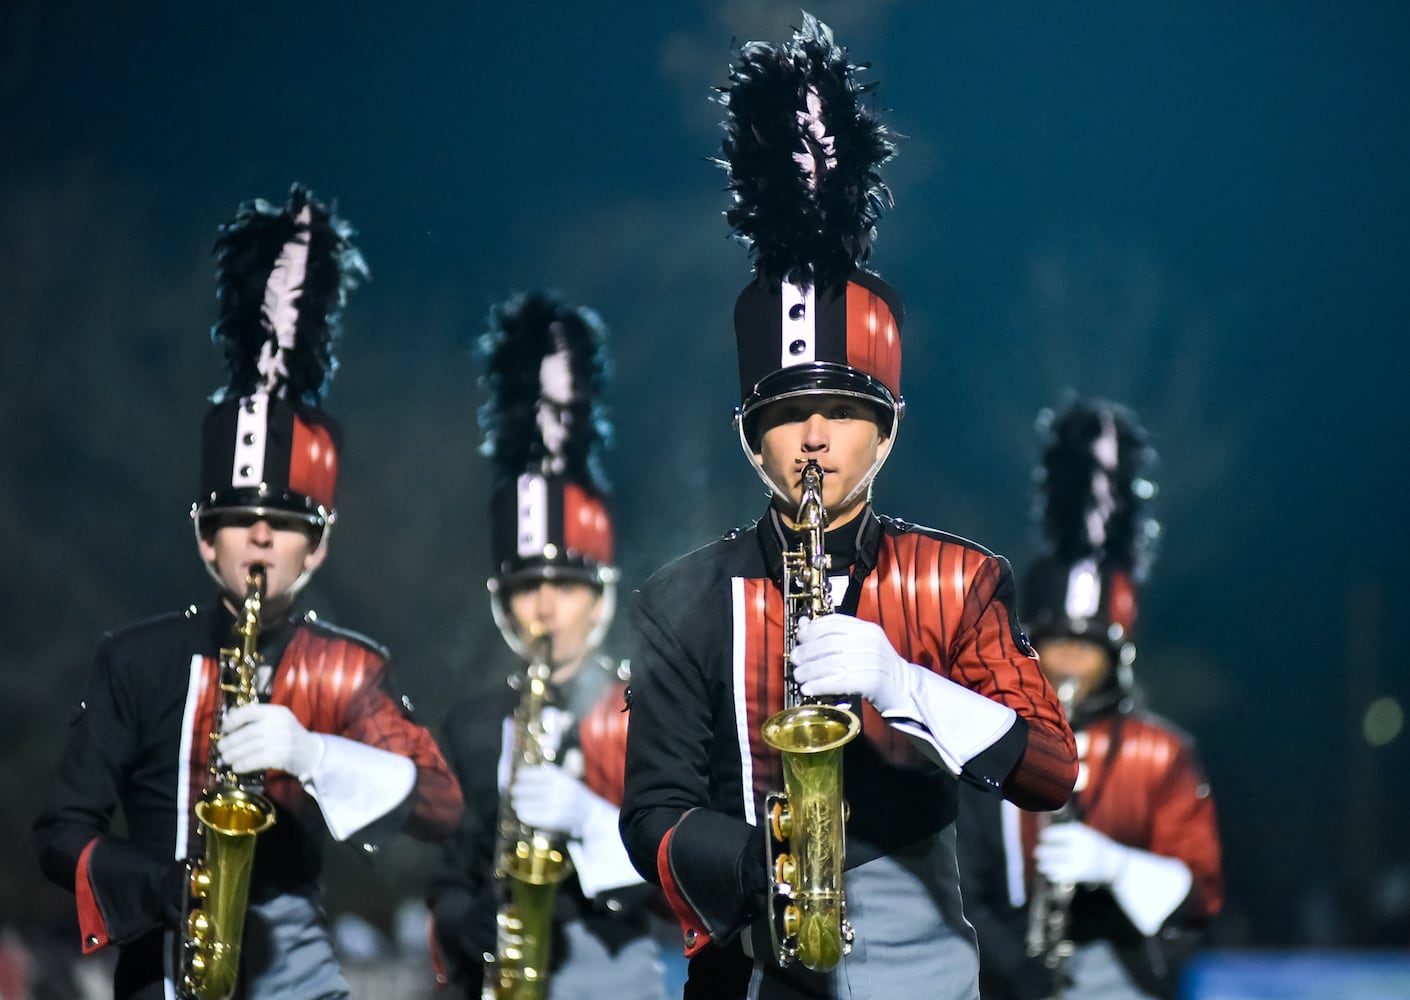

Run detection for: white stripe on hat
[[231, 392, 270, 488], [516, 473, 549, 558], [779, 280, 817, 370], [1064, 558, 1103, 621]]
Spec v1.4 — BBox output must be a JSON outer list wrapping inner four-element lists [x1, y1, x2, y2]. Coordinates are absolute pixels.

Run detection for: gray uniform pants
[[549, 918, 669, 1000], [743, 834, 981, 1000]]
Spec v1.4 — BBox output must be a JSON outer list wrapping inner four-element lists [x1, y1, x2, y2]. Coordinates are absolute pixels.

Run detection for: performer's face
[[508, 580, 605, 680], [753, 394, 891, 528], [197, 512, 326, 613], [1035, 636, 1111, 705]]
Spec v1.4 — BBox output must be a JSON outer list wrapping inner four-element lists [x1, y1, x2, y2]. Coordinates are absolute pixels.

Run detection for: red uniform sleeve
[[1147, 739, 1223, 923], [949, 554, 1077, 811], [275, 628, 463, 841], [338, 668, 464, 841]]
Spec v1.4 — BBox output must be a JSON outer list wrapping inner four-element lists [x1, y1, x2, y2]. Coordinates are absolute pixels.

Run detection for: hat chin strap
[[735, 414, 899, 519]]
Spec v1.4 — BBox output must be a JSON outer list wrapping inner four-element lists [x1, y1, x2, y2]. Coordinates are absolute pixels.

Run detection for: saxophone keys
[[774, 853, 797, 889], [770, 800, 792, 841], [189, 863, 212, 900]]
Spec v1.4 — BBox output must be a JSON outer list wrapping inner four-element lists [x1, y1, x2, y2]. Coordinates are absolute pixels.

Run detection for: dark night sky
[[3, 0, 1407, 952]]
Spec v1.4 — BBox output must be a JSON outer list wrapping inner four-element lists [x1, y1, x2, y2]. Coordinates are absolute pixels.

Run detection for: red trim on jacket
[[427, 911, 450, 986], [657, 825, 709, 957], [75, 838, 109, 954]]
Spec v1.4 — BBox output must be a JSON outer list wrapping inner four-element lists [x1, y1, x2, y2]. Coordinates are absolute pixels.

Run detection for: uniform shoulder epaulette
[[1124, 707, 1197, 749], [877, 513, 998, 558], [298, 611, 390, 659], [102, 608, 201, 645]]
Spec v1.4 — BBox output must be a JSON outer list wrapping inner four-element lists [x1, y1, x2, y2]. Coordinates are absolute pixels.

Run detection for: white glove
[[791, 615, 914, 715], [510, 765, 601, 838], [219, 703, 324, 782], [1035, 821, 1193, 936], [1034, 822, 1130, 886], [791, 613, 1018, 774]]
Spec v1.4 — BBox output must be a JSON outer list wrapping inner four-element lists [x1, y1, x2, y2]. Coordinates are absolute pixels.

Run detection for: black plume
[[210, 183, 368, 407], [476, 290, 612, 490], [715, 11, 896, 290], [1033, 397, 1159, 581]]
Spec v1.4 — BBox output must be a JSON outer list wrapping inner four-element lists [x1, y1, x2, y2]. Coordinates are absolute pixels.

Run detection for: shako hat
[[1022, 397, 1160, 679], [478, 290, 617, 596], [718, 12, 904, 449], [192, 183, 366, 539]]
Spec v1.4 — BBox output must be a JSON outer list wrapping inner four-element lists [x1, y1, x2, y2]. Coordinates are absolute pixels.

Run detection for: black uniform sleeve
[[619, 585, 766, 955], [32, 638, 183, 951]]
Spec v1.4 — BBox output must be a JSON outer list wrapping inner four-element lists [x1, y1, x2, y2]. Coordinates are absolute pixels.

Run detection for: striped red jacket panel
[[269, 624, 463, 841], [1021, 711, 1223, 923]]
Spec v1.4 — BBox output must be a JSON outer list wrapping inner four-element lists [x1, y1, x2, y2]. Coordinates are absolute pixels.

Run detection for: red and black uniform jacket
[[31, 601, 462, 993], [958, 700, 1223, 1000], [619, 507, 1076, 971]]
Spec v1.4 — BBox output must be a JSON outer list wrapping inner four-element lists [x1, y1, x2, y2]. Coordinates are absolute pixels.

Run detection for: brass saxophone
[[483, 632, 573, 1000], [179, 566, 277, 1000], [1024, 678, 1081, 994], [761, 460, 862, 971]]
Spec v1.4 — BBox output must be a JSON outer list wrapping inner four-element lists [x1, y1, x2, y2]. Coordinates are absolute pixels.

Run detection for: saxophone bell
[[762, 704, 859, 971]]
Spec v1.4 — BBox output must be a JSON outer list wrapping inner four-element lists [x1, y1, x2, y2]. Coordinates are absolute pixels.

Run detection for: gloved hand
[[790, 615, 915, 716], [1034, 822, 1130, 886], [510, 765, 600, 838], [219, 703, 324, 782]]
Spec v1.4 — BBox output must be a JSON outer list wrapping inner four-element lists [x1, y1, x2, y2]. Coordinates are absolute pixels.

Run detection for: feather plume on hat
[[476, 290, 612, 492], [209, 183, 367, 407], [1033, 398, 1160, 581], [715, 11, 897, 291], [193, 184, 367, 529]]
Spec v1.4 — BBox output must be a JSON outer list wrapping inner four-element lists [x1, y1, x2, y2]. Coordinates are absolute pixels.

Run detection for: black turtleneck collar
[[758, 503, 883, 590], [204, 596, 300, 669]]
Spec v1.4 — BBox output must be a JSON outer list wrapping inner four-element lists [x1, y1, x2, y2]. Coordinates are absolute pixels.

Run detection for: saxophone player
[[957, 399, 1224, 1000], [426, 291, 667, 1000], [617, 16, 1077, 1000], [31, 186, 463, 1000]]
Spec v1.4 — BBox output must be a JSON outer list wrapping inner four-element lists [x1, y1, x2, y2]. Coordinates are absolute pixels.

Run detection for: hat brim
[[489, 556, 619, 593], [737, 362, 901, 446], [193, 487, 331, 529]]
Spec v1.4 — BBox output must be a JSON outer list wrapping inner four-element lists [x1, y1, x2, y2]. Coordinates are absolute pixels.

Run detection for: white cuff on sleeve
[[1110, 848, 1193, 936], [565, 795, 644, 898], [883, 665, 1018, 775], [302, 734, 417, 842]]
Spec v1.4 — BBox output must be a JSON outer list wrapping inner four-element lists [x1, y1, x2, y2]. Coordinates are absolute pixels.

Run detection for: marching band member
[[32, 185, 462, 1000], [427, 291, 667, 999], [617, 16, 1076, 999], [958, 398, 1224, 1000]]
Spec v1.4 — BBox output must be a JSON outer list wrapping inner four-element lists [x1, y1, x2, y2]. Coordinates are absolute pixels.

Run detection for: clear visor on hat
[[189, 489, 333, 602], [734, 362, 904, 516], [487, 560, 620, 661]]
